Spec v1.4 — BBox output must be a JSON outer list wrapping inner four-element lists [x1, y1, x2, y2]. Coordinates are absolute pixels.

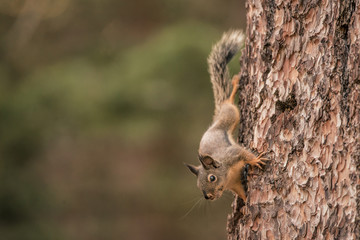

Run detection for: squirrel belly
[[199, 102, 240, 157], [213, 102, 240, 136]]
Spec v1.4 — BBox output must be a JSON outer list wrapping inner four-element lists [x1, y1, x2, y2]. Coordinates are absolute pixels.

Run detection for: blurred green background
[[0, 1, 246, 239]]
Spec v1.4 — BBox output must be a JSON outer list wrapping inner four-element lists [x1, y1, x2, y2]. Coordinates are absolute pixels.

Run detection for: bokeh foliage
[[0, 0, 245, 239]]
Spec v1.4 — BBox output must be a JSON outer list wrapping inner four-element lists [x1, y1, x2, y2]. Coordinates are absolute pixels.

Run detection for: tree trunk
[[227, 0, 360, 239]]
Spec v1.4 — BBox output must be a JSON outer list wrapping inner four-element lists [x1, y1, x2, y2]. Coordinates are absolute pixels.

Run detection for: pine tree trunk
[[227, 0, 360, 239]]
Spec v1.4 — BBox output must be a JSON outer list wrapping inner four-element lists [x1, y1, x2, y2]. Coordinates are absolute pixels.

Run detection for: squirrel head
[[185, 155, 227, 200]]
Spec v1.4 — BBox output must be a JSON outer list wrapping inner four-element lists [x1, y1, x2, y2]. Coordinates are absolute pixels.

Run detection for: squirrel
[[185, 30, 268, 202]]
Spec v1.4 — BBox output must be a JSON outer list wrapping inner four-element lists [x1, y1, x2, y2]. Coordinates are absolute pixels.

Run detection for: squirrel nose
[[202, 191, 213, 200]]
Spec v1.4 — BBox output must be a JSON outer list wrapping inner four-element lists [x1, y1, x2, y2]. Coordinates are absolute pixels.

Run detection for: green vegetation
[[0, 1, 245, 239]]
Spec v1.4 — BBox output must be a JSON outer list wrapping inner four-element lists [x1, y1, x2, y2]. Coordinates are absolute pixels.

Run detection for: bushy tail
[[207, 30, 244, 114]]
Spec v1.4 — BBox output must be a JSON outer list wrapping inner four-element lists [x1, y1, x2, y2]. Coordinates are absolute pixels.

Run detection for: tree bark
[[227, 0, 360, 239]]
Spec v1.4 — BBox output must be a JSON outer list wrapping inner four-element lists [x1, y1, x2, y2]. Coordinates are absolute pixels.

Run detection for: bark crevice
[[334, 0, 355, 124]]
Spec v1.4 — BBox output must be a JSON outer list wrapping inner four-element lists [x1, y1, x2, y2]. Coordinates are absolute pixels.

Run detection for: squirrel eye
[[208, 174, 217, 182]]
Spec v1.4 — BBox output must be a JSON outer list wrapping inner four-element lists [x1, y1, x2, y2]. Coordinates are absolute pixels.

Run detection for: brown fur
[[186, 31, 269, 202]]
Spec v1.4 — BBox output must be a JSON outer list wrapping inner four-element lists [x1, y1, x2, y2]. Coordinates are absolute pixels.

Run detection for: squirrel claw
[[255, 163, 263, 170], [249, 152, 269, 170], [232, 74, 240, 83], [231, 75, 240, 88]]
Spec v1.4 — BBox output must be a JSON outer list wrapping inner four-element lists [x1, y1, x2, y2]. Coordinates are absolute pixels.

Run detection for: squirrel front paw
[[247, 152, 269, 170]]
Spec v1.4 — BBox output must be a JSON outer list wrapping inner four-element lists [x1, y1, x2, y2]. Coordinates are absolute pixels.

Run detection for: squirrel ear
[[185, 163, 200, 176], [199, 155, 220, 169]]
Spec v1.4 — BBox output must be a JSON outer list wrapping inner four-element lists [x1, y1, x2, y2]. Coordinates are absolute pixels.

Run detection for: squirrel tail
[[207, 30, 244, 114]]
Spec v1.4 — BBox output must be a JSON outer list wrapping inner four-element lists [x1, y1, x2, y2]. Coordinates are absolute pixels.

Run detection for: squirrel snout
[[202, 190, 214, 200]]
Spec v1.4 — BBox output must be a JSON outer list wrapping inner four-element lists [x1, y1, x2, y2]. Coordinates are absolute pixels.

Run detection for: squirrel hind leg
[[228, 75, 240, 104]]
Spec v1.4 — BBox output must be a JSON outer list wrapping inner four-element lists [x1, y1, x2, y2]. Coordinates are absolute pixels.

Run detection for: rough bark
[[227, 0, 360, 239]]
